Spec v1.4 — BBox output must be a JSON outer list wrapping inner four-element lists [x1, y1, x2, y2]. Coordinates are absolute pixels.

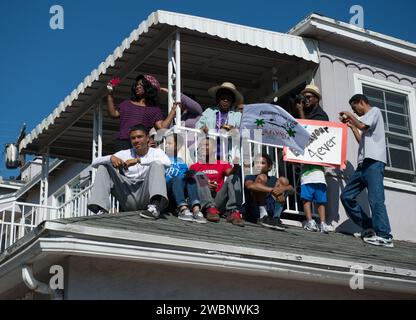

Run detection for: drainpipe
[[21, 264, 63, 300]]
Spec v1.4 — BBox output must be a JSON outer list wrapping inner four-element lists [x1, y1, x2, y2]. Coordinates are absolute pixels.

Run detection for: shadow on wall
[[326, 160, 371, 235]]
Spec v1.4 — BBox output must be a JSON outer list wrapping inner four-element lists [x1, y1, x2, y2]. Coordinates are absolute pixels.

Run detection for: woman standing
[[107, 74, 175, 152]]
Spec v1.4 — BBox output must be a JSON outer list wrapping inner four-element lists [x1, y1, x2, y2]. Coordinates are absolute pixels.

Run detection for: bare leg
[[303, 201, 313, 221], [250, 174, 268, 205], [317, 204, 326, 224]]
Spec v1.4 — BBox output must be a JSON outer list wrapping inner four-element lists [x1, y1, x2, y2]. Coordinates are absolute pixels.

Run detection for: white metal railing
[[0, 190, 120, 253], [0, 201, 59, 253], [165, 126, 304, 215]]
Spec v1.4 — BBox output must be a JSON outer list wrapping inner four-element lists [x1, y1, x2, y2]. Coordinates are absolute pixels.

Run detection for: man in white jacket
[[87, 124, 171, 219]]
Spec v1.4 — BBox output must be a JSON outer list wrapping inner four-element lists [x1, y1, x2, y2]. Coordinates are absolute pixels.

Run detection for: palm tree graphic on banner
[[255, 118, 296, 137]]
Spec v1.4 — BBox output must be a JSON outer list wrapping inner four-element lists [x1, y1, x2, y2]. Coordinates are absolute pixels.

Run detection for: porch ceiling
[[19, 10, 319, 162]]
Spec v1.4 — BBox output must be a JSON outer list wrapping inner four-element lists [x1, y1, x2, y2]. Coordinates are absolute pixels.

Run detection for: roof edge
[[288, 13, 416, 59]]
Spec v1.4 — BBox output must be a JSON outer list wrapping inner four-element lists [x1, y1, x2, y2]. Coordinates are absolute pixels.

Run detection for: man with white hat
[[296, 84, 328, 121], [295, 84, 331, 234]]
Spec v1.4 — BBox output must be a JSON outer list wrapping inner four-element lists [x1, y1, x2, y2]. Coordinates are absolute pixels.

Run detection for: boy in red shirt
[[191, 138, 244, 226]]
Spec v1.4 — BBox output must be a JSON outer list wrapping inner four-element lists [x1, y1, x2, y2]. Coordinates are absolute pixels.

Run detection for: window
[[54, 191, 66, 207], [355, 74, 416, 183]]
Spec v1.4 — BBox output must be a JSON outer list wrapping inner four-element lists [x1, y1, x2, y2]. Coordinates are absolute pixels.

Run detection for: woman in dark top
[[107, 74, 175, 152]]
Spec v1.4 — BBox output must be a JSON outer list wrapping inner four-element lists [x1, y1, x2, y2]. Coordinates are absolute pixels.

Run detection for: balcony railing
[[1, 126, 305, 253]]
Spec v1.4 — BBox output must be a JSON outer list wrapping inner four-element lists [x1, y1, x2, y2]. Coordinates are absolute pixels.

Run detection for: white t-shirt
[[358, 107, 387, 165], [91, 147, 171, 182], [301, 164, 326, 185]]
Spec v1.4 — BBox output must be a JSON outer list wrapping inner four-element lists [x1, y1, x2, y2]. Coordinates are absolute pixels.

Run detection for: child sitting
[[190, 138, 244, 226], [164, 133, 206, 224], [244, 153, 293, 231]]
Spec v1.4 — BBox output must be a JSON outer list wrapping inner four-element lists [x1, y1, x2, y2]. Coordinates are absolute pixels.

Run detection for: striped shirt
[[117, 100, 163, 139]]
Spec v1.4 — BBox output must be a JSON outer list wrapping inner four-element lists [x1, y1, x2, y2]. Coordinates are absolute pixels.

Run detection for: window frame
[[353, 73, 416, 192]]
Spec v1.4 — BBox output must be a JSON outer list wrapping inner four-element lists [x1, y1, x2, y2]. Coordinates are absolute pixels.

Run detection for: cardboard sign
[[284, 120, 348, 169]]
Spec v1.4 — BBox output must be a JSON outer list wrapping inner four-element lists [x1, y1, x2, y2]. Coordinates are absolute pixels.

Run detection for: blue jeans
[[167, 176, 200, 209], [340, 159, 392, 239]]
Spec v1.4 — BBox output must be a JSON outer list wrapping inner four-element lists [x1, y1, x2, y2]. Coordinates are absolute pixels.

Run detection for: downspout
[[22, 264, 63, 300]]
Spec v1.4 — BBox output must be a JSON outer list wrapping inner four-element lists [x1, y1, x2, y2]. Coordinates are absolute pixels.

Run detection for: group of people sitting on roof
[[86, 74, 394, 248]]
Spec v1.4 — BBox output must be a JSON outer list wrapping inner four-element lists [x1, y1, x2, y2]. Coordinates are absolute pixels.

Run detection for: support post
[[167, 30, 182, 128], [91, 101, 103, 183], [39, 147, 50, 223]]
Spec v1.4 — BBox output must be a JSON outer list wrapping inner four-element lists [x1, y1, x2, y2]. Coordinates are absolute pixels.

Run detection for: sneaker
[[320, 222, 331, 234], [205, 207, 221, 223], [226, 210, 245, 227], [363, 235, 394, 248], [193, 211, 207, 224], [304, 219, 318, 232], [354, 228, 376, 239], [274, 217, 286, 231], [140, 204, 160, 220], [178, 208, 194, 222], [258, 216, 285, 231]]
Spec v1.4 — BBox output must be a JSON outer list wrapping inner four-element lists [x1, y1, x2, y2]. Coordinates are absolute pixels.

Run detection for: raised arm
[[106, 93, 120, 119], [155, 105, 178, 129], [340, 111, 367, 143], [181, 93, 203, 115]]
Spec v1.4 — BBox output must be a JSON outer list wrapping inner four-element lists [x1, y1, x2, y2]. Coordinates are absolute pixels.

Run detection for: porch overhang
[[19, 10, 319, 162]]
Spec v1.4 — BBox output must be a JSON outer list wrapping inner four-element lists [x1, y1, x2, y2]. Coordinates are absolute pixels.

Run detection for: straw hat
[[301, 84, 321, 100], [208, 82, 244, 105]]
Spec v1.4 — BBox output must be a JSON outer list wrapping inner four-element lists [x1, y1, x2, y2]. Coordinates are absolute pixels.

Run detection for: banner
[[240, 103, 310, 154], [284, 119, 348, 169]]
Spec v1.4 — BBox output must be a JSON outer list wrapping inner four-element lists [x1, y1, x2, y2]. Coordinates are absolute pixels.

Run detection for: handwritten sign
[[284, 120, 348, 169]]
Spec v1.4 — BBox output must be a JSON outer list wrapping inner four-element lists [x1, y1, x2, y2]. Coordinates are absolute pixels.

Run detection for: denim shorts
[[301, 183, 327, 204]]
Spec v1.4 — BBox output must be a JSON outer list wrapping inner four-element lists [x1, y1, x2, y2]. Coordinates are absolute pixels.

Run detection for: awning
[[20, 10, 319, 161]]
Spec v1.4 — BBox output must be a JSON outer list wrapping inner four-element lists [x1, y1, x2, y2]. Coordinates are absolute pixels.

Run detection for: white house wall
[[63, 256, 414, 300], [23, 161, 90, 206]]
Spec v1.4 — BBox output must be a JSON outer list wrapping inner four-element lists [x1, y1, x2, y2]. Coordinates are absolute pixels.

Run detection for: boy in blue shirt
[[164, 133, 206, 224]]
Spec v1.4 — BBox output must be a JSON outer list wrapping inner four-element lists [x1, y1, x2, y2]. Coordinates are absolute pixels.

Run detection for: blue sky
[[0, 0, 415, 179]]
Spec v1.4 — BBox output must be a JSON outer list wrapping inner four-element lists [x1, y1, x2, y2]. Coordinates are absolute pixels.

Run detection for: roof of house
[[19, 10, 319, 160], [1, 211, 415, 296], [288, 13, 416, 64]]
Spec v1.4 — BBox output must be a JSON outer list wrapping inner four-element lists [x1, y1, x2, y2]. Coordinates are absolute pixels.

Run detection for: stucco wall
[[64, 256, 415, 300]]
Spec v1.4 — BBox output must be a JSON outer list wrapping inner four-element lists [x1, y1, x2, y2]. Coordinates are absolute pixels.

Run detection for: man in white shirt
[[87, 124, 171, 219], [340, 94, 393, 248]]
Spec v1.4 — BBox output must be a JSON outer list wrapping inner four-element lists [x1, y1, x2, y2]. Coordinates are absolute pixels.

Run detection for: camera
[[294, 94, 307, 105]]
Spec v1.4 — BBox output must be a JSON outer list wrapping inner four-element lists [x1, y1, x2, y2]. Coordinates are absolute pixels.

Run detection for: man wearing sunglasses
[[295, 85, 331, 234]]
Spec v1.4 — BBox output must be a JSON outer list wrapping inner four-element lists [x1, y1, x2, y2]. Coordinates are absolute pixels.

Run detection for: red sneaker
[[205, 207, 220, 223], [226, 210, 245, 227]]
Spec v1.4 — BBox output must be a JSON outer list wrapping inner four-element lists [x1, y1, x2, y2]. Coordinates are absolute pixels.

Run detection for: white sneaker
[[193, 211, 207, 224], [354, 229, 376, 239], [304, 219, 318, 232], [178, 208, 194, 222], [363, 235, 394, 248], [320, 222, 331, 234]]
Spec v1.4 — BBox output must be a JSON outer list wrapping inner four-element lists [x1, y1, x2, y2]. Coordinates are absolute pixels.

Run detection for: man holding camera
[[339, 94, 393, 248], [295, 85, 331, 233]]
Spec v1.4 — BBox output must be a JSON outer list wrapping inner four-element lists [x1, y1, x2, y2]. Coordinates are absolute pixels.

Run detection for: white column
[[167, 30, 182, 128], [174, 30, 182, 127], [39, 147, 50, 223], [168, 35, 174, 116], [91, 101, 103, 182]]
